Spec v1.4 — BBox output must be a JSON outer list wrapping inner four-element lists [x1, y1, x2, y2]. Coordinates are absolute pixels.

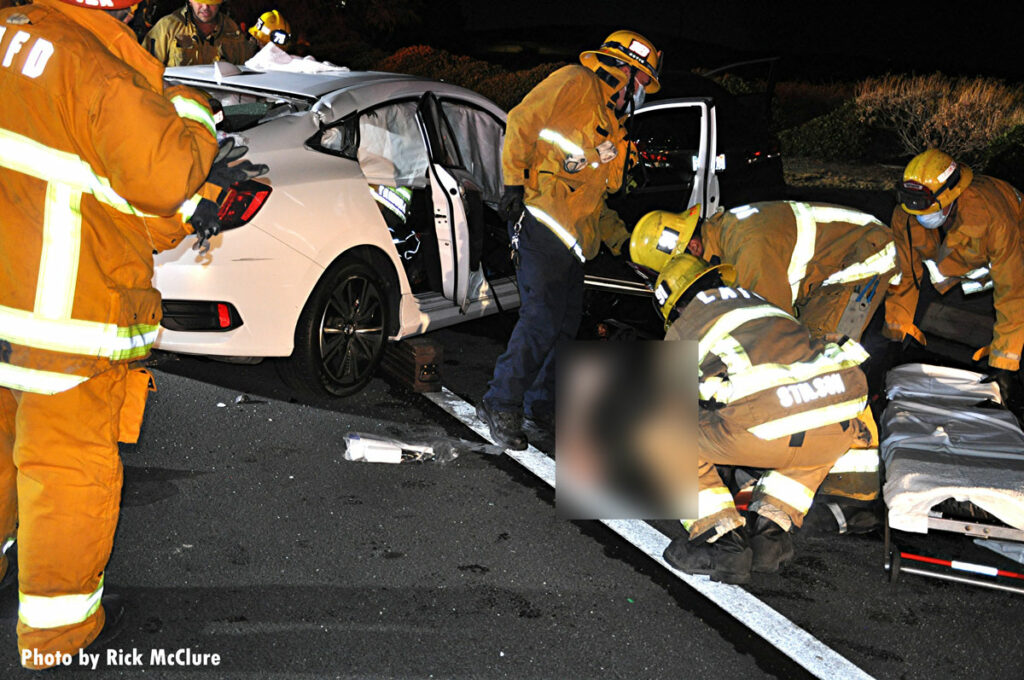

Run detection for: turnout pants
[[686, 412, 864, 539], [0, 365, 128, 668], [484, 210, 584, 419]]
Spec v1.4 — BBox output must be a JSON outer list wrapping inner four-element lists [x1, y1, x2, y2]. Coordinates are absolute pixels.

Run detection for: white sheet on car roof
[[881, 363, 1024, 534], [244, 43, 350, 74]]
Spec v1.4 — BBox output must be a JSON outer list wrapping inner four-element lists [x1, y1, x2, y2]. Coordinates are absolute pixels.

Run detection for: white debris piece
[[343, 432, 434, 464]]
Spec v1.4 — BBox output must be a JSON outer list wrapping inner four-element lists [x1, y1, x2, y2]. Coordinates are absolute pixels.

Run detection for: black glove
[[497, 184, 525, 223], [190, 198, 221, 254], [981, 368, 1020, 408], [207, 138, 270, 193]]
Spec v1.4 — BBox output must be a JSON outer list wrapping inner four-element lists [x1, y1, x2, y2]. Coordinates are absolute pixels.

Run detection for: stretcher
[[880, 363, 1024, 594]]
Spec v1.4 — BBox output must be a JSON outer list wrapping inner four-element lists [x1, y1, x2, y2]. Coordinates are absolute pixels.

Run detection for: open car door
[[587, 97, 720, 300], [415, 92, 477, 308]]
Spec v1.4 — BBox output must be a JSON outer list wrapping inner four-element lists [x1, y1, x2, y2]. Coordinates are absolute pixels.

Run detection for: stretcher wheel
[[888, 548, 901, 584]]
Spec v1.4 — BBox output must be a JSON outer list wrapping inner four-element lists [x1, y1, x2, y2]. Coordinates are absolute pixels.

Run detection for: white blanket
[[244, 43, 349, 74]]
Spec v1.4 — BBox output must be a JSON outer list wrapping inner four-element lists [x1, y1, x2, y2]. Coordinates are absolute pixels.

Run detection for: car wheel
[[283, 257, 391, 397]]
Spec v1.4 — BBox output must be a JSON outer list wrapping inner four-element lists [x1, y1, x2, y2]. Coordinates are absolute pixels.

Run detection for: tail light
[[218, 180, 272, 230], [161, 300, 243, 332]]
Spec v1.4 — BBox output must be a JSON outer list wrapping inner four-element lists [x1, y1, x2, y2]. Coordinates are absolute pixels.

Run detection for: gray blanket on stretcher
[[881, 364, 1024, 534]]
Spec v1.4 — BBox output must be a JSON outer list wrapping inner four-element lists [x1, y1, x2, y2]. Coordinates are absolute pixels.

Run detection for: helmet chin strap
[[619, 66, 639, 192]]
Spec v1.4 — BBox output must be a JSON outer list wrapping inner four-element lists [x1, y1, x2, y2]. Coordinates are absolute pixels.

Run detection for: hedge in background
[[375, 45, 563, 111], [981, 124, 1024, 190], [857, 73, 1024, 165], [772, 81, 855, 132], [778, 101, 873, 162]]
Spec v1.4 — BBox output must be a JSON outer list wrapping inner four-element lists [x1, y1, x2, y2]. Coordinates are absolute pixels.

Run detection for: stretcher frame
[[883, 509, 1024, 595], [880, 362, 1024, 595]]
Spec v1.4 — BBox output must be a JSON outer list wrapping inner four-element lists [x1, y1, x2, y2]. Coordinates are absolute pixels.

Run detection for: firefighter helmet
[[629, 205, 702, 272], [192, 0, 222, 4], [898, 149, 973, 215], [580, 30, 662, 94], [653, 254, 735, 326], [250, 10, 292, 48], [56, 0, 140, 9]]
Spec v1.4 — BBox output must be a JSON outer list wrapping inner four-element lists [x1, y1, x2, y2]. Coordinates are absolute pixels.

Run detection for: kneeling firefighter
[[630, 207, 885, 525], [633, 240, 874, 582]]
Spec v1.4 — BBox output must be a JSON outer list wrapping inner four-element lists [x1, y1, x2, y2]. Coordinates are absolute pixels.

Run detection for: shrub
[[772, 81, 855, 131], [375, 45, 505, 92], [980, 124, 1024, 189], [376, 46, 563, 111], [778, 101, 873, 162], [478, 62, 565, 111], [856, 73, 1024, 165]]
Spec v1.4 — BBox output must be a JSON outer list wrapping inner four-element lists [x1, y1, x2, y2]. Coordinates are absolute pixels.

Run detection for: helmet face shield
[[897, 180, 939, 214]]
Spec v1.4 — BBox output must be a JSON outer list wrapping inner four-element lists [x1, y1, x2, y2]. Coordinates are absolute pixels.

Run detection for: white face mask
[[916, 208, 949, 229], [632, 84, 647, 110]]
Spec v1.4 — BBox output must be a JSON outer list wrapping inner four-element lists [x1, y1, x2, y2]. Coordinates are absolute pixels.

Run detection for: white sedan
[[154, 64, 519, 396]]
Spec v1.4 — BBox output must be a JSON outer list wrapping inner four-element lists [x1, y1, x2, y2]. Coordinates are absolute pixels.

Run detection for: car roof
[[164, 65, 425, 99]]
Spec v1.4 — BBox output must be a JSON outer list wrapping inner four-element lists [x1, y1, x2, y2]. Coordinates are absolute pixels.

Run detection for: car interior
[[315, 97, 514, 298]]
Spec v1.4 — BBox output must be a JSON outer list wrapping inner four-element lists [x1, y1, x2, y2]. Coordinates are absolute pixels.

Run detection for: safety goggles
[[897, 164, 962, 212]]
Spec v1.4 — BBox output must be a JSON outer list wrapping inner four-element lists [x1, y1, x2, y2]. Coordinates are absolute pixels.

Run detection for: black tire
[[281, 257, 391, 397]]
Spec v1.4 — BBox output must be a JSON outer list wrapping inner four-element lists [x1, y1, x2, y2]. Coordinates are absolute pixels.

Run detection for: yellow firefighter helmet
[[580, 30, 662, 94], [629, 205, 702, 272], [898, 149, 973, 215], [653, 254, 736, 327], [250, 10, 292, 48]]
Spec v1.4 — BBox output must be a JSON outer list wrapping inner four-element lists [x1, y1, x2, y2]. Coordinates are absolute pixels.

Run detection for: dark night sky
[[457, 0, 1024, 81]]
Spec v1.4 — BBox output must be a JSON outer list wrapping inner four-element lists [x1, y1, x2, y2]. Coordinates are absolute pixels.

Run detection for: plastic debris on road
[[343, 432, 504, 464]]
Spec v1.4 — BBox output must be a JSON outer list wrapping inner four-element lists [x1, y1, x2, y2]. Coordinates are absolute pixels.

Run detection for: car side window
[[314, 114, 359, 158], [631, 107, 702, 190], [440, 100, 505, 205]]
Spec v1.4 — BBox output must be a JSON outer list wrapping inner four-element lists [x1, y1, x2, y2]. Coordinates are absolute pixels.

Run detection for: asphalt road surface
[[2, 188, 1022, 678]]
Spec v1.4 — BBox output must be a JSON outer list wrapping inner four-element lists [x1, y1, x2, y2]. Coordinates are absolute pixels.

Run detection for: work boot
[[476, 402, 528, 451], [0, 546, 16, 592], [749, 514, 795, 573], [524, 411, 555, 437], [85, 594, 128, 653], [523, 411, 556, 453], [663, 528, 752, 584]]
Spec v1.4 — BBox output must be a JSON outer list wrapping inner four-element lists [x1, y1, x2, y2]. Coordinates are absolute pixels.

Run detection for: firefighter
[[145, 0, 256, 67], [477, 30, 661, 449], [248, 8, 292, 51], [887, 148, 1024, 405], [0, 0, 265, 668], [631, 218, 884, 536], [630, 201, 897, 341], [645, 254, 872, 583]]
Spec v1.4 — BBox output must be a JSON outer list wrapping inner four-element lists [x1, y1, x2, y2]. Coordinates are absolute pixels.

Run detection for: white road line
[[426, 387, 875, 680]]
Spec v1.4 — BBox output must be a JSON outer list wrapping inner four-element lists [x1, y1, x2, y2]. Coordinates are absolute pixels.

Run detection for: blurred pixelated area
[[556, 341, 698, 520]]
